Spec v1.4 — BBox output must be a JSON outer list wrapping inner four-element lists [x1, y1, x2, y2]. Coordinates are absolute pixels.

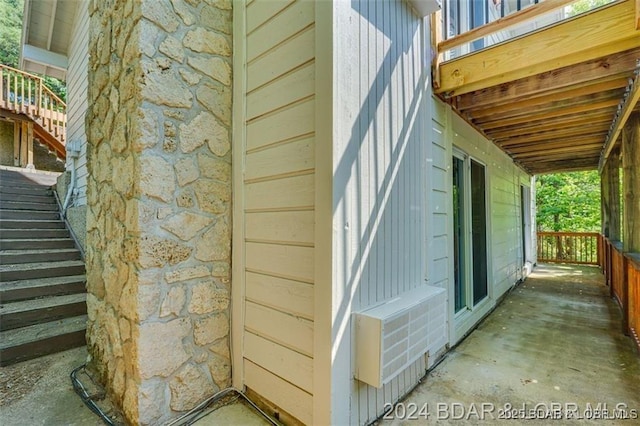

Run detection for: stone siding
[[85, 0, 232, 424]]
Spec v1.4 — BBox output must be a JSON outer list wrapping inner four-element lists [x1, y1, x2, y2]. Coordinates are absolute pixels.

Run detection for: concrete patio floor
[[1, 264, 638, 425], [378, 264, 640, 425]]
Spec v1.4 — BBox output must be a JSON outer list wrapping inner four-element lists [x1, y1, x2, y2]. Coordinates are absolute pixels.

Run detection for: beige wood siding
[[235, 1, 315, 424], [65, 1, 88, 206]]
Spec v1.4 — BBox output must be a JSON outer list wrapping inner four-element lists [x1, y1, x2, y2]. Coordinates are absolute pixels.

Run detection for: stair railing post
[[37, 77, 42, 118]]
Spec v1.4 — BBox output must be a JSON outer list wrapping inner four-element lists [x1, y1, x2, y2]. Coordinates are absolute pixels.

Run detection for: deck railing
[[0, 63, 66, 144], [438, 0, 615, 59], [602, 237, 640, 354], [537, 232, 600, 265]]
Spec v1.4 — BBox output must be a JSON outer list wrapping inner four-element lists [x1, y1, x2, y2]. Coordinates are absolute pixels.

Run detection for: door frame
[[450, 146, 493, 342]]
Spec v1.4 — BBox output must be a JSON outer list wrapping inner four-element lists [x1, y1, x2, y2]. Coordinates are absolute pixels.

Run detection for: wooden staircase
[[0, 64, 66, 161], [0, 168, 86, 366]]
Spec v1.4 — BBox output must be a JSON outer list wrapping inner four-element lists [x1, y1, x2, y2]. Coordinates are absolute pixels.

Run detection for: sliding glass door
[[452, 151, 488, 314]]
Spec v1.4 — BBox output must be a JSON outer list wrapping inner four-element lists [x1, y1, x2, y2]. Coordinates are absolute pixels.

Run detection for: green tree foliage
[[0, 0, 23, 68], [536, 171, 601, 232], [565, 0, 614, 17], [0, 0, 66, 102]]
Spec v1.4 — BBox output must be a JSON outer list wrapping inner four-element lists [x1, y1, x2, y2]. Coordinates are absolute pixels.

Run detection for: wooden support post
[[608, 149, 621, 242], [20, 121, 28, 167], [13, 121, 20, 166], [601, 163, 610, 238], [26, 121, 34, 169], [623, 112, 640, 252], [431, 10, 443, 91], [622, 112, 640, 335]]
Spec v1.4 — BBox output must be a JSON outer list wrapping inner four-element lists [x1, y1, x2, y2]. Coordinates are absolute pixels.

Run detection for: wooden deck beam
[[456, 49, 640, 111], [436, 0, 640, 96], [456, 47, 640, 111]]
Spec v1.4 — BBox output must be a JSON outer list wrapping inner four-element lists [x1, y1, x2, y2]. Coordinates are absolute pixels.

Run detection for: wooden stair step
[[0, 193, 56, 204], [0, 248, 81, 264], [0, 293, 86, 331], [0, 238, 76, 250], [0, 209, 59, 220], [0, 260, 85, 281], [0, 201, 59, 211], [0, 275, 86, 302], [0, 228, 70, 239], [0, 185, 52, 196], [0, 315, 87, 366], [0, 219, 65, 229]]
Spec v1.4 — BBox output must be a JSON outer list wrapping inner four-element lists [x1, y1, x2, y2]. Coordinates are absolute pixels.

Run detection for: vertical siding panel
[[67, 1, 89, 205], [345, 4, 436, 424]]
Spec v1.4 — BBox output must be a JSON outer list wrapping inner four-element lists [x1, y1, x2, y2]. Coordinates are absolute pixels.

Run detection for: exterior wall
[[55, 0, 90, 252], [331, 1, 436, 424], [445, 108, 533, 341], [66, 0, 89, 206], [0, 120, 14, 166], [329, 2, 536, 423], [85, 0, 232, 424], [233, 1, 316, 424]]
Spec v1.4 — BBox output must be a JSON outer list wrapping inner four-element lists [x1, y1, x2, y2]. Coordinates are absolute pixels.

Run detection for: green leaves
[[536, 171, 601, 232], [0, 0, 24, 68], [0, 0, 66, 102]]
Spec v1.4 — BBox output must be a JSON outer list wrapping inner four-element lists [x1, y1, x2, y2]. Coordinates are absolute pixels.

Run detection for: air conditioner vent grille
[[355, 285, 447, 388]]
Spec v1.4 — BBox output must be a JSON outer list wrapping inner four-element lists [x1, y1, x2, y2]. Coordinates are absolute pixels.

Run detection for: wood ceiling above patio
[[433, 0, 640, 175]]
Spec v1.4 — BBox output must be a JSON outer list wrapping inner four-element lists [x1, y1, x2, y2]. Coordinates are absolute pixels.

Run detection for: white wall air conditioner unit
[[406, 0, 441, 17], [354, 285, 447, 388]]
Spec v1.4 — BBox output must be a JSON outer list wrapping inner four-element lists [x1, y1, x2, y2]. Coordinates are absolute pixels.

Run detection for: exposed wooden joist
[[505, 140, 602, 155], [436, 0, 640, 96], [487, 116, 612, 139], [496, 126, 609, 146], [499, 134, 605, 150], [470, 90, 624, 122], [511, 143, 604, 158], [521, 153, 602, 165], [456, 47, 640, 110], [467, 79, 629, 119], [477, 99, 619, 129], [486, 109, 615, 133], [438, 0, 575, 54], [528, 163, 599, 174], [599, 66, 640, 170], [505, 137, 604, 153]]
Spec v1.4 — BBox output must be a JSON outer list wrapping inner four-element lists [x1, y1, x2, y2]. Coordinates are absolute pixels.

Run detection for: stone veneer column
[[85, 0, 232, 424]]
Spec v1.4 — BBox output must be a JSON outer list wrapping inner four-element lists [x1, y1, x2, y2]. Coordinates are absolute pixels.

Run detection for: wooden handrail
[[537, 231, 601, 265], [0, 63, 66, 146]]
